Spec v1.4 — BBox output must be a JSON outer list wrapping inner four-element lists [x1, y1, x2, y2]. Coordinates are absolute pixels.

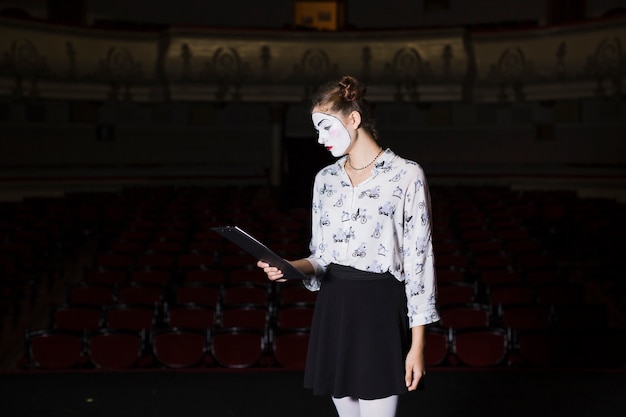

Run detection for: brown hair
[[310, 75, 379, 140]]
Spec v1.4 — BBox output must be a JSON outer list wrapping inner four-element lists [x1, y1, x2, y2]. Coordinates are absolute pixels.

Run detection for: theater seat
[[424, 327, 451, 367], [272, 328, 310, 369], [453, 327, 509, 367], [211, 327, 267, 368], [25, 329, 85, 370], [88, 328, 145, 369], [152, 328, 210, 368]]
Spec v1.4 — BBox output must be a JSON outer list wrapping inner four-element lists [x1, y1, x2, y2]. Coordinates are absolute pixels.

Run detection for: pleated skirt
[[303, 263, 410, 400]]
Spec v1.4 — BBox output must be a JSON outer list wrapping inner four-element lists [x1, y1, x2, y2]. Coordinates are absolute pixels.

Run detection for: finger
[[268, 269, 284, 281], [270, 273, 285, 281], [405, 365, 413, 389], [407, 369, 422, 391]]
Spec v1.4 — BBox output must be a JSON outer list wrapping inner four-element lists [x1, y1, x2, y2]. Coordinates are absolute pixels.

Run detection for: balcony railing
[[0, 16, 624, 103]]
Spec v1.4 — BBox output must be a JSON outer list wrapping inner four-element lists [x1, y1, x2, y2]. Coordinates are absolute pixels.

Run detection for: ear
[[348, 111, 362, 130]]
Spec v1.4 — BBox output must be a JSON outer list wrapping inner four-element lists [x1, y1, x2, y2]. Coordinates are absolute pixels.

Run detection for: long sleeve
[[303, 171, 329, 291], [401, 167, 440, 327]]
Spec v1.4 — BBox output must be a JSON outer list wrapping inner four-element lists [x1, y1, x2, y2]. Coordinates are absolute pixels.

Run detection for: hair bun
[[338, 76, 360, 102]]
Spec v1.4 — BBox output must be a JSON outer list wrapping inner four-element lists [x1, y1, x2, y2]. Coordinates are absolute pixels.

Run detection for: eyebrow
[[315, 114, 338, 127]]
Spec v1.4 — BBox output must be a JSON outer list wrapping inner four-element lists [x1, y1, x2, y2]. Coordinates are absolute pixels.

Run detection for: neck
[[346, 145, 384, 171]]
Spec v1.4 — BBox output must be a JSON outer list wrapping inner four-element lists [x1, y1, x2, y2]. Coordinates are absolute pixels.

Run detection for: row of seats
[[4, 184, 625, 371], [425, 326, 626, 368], [51, 298, 315, 333], [56, 280, 603, 331], [23, 323, 626, 371], [22, 326, 309, 370]]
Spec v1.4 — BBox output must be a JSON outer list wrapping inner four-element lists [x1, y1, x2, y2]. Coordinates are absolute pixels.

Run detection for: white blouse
[[304, 148, 440, 328]]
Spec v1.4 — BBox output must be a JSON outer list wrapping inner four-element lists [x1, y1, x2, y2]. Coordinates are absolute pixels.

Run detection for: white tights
[[331, 395, 398, 417]]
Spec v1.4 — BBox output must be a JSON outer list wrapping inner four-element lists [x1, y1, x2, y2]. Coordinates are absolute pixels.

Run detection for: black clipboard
[[211, 226, 307, 280]]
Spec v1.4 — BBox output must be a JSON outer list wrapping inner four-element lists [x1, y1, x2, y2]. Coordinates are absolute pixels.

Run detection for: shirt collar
[[371, 148, 395, 177]]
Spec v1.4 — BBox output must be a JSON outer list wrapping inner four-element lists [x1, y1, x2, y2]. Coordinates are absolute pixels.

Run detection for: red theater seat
[[26, 329, 85, 370], [88, 329, 145, 369], [153, 328, 210, 368], [453, 327, 509, 367], [211, 327, 266, 368]]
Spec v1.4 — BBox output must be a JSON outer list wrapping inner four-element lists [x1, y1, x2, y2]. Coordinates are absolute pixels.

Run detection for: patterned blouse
[[304, 148, 440, 328]]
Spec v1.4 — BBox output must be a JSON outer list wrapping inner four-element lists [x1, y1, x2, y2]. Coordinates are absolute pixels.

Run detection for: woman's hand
[[256, 260, 287, 282], [405, 346, 425, 391], [405, 325, 426, 391]]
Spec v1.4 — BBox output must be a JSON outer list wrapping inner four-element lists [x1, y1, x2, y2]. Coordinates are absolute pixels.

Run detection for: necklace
[[347, 147, 384, 171]]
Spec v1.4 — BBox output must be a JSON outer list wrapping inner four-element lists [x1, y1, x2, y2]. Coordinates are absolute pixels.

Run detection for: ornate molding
[[487, 47, 535, 101], [385, 47, 433, 101], [585, 37, 625, 96], [0, 17, 624, 103], [1, 39, 50, 98], [472, 18, 626, 102], [97, 47, 143, 101]]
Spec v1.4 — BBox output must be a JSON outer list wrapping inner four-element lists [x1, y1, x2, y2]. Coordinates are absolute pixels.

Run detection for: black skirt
[[303, 264, 410, 400]]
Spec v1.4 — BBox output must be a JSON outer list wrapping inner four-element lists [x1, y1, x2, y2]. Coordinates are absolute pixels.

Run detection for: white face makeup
[[312, 112, 352, 157]]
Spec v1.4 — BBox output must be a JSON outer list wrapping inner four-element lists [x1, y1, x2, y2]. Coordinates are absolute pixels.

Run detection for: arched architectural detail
[[385, 47, 432, 102], [200, 47, 248, 101], [585, 37, 625, 96], [2, 39, 48, 97], [488, 47, 534, 102], [294, 48, 338, 99], [98, 46, 143, 101], [294, 48, 337, 83]]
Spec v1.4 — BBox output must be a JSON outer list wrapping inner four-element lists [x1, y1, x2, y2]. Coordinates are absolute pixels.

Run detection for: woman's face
[[311, 111, 352, 157]]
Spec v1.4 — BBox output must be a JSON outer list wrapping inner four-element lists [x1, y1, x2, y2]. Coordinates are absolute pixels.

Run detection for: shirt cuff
[[409, 308, 441, 328], [302, 257, 326, 291]]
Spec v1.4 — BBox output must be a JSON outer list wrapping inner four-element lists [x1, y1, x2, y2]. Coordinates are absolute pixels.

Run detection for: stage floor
[[1, 368, 624, 417]]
